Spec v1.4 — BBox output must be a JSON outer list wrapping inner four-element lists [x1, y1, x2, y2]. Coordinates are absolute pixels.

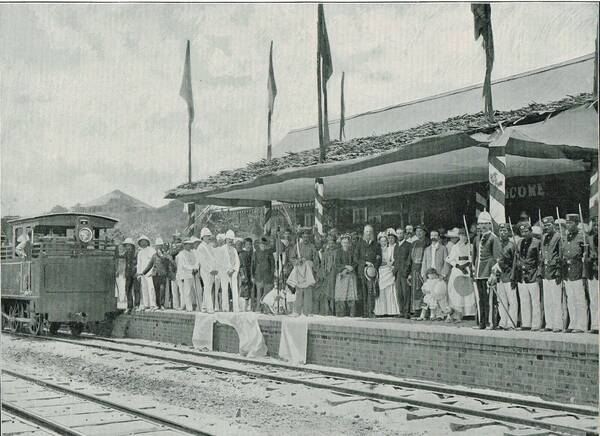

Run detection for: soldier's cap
[[498, 223, 511, 231], [565, 213, 580, 223], [519, 222, 532, 231], [542, 216, 555, 225], [554, 218, 566, 225], [416, 224, 427, 231]]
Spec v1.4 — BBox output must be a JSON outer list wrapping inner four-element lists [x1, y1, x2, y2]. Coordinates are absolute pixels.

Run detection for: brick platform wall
[[110, 313, 598, 406]]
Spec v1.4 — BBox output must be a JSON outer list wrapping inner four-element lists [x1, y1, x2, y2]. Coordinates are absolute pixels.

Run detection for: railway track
[[1, 368, 214, 436], [4, 330, 598, 436]]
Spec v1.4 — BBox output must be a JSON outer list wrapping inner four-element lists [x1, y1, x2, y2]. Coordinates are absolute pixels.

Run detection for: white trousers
[[589, 278, 598, 330], [170, 279, 181, 310], [496, 281, 518, 328], [219, 272, 240, 312], [517, 281, 542, 329], [200, 273, 215, 313], [565, 280, 588, 331], [180, 278, 194, 311], [542, 279, 563, 330], [140, 276, 157, 308]]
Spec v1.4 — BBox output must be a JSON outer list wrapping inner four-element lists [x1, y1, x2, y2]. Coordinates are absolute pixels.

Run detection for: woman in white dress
[[374, 230, 401, 316], [445, 228, 476, 321]]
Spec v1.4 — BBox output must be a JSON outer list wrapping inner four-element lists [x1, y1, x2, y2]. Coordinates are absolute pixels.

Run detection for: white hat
[[183, 238, 194, 245], [477, 211, 492, 224], [216, 233, 225, 241], [200, 227, 212, 238], [189, 236, 201, 243], [137, 235, 150, 245], [155, 237, 164, 245], [123, 237, 134, 245], [385, 228, 397, 237], [225, 229, 235, 239], [446, 227, 460, 238]]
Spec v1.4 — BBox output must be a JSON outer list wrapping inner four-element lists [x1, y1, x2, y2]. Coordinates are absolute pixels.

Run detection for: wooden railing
[[1, 239, 117, 261]]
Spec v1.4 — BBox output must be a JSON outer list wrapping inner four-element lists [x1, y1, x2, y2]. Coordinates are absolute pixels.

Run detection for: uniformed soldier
[[514, 222, 542, 331], [587, 216, 598, 333], [490, 223, 518, 329], [471, 211, 502, 330], [562, 214, 588, 333], [539, 216, 563, 332]]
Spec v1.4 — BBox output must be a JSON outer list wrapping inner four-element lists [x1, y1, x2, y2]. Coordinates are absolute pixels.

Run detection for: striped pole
[[475, 191, 487, 218], [314, 178, 324, 236], [488, 139, 506, 226], [590, 162, 598, 219], [263, 202, 273, 235]]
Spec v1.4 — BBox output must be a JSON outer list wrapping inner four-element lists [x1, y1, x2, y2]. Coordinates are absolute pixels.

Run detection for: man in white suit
[[196, 228, 218, 313], [218, 229, 241, 312]]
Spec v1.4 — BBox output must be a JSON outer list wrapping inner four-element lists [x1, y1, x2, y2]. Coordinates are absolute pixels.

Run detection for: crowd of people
[[117, 209, 598, 334]]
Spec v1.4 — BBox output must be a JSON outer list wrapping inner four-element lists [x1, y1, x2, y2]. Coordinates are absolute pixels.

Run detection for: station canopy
[[166, 54, 598, 206]]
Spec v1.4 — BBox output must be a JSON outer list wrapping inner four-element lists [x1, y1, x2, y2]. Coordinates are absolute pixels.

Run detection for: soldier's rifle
[[578, 203, 590, 280], [556, 207, 568, 331]]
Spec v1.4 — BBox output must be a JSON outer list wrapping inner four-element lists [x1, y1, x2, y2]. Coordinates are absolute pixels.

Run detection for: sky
[[0, 2, 597, 216]]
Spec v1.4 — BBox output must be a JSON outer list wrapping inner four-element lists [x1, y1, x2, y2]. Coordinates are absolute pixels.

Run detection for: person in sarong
[[445, 228, 476, 322], [374, 230, 401, 316], [315, 231, 338, 315], [288, 228, 320, 316], [408, 225, 427, 317], [334, 234, 358, 316], [418, 268, 451, 321]]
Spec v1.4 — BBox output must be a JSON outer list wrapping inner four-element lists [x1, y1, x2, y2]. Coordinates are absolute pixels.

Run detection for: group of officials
[[117, 209, 598, 333]]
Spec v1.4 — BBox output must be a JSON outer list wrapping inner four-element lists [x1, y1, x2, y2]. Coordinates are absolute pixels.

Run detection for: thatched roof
[[166, 93, 596, 199]]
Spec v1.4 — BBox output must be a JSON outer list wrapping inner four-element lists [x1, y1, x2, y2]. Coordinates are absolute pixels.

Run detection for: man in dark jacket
[[490, 223, 517, 329], [562, 214, 588, 333], [514, 222, 542, 331], [355, 224, 381, 318], [539, 216, 563, 332], [120, 237, 138, 313], [394, 228, 412, 318], [471, 212, 502, 329], [142, 238, 173, 309], [252, 236, 275, 312], [587, 215, 598, 333]]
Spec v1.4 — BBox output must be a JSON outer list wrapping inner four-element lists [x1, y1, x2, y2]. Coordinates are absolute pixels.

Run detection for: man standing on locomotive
[[137, 235, 158, 311]]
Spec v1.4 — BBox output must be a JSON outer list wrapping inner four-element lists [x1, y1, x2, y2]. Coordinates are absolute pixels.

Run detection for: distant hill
[[48, 190, 188, 241]]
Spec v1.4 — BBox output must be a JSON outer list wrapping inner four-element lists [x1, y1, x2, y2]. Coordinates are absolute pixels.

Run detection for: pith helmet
[[200, 227, 212, 238], [477, 211, 492, 224]]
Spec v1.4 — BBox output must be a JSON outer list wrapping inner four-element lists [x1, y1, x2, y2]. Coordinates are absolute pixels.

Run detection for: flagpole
[[188, 119, 192, 183], [339, 71, 345, 141], [267, 110, 273, 161], [317, 18, 325, 163]]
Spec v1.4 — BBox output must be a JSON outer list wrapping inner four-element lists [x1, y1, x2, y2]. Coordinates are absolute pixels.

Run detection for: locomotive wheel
[[70, 322, 84, 337], [49, 322, 61, 335], [28, 314, 42, 335], [7, 305, 19, 333]]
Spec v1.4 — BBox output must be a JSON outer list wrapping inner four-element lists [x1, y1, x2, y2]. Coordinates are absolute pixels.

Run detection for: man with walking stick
[[561, 211, 589, 333], [489, 223, 518, 329], [471, 211, 502, 330]]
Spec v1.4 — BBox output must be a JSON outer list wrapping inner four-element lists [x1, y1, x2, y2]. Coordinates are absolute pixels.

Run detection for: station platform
[[110, 310, 598, 406]]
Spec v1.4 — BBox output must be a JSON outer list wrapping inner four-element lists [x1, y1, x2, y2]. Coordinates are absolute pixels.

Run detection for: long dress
[[445, 241, 476, 316], [375, 246, 400, 316]]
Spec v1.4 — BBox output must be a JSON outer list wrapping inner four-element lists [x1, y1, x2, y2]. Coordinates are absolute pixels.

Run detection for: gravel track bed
[[2, 336, 433, 436]]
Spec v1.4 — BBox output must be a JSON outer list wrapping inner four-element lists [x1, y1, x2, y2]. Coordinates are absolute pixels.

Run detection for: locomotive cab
[[1, 213, 119, 336]]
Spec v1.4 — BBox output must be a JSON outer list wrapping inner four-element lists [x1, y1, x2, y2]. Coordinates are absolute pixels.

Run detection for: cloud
[[1, 3, 597, 216]]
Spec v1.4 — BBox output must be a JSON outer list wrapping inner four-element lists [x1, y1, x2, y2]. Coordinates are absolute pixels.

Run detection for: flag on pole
[[318, 3, 333, 148], [267, 41, 277, 161], [471, 3, 494, 120], [183, 202, 196, 236], [339, 71, 346, 141], [180, 40, 195, 123]]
